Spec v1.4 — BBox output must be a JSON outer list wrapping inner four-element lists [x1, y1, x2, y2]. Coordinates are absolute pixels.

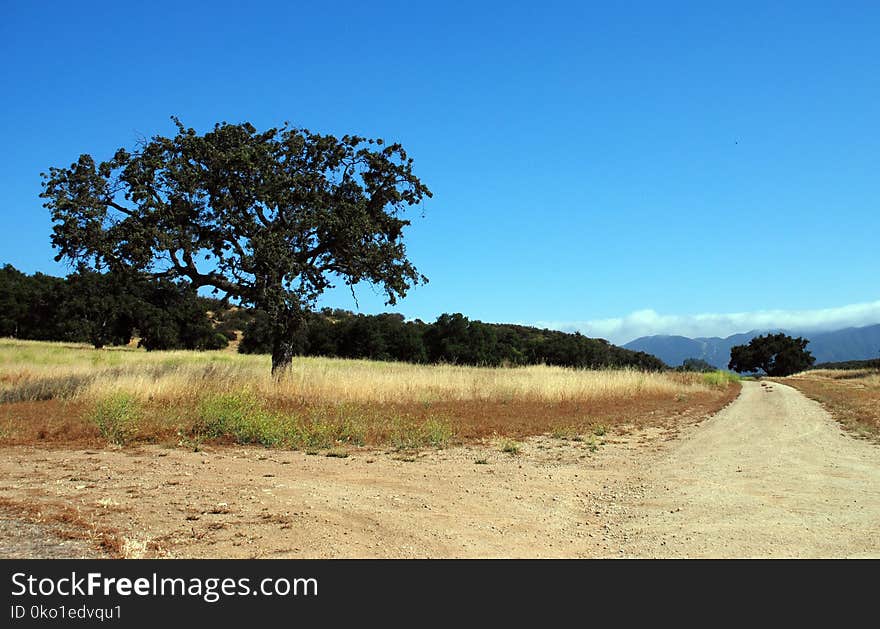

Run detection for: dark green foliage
[[728, 333, 815, 376], [0, 265, 32, 338], [0, 265, 72, 341], [676, 358, 716, 373], [134, 280, 228, 351], [1, 261, 665, 370], [0, 264, 226, 351], [379, 314, 428, 363], [236, 309, 666, 371], [423, 313, 498, 364], [60, 270, 136, 348], [237, 310, 275, 355], [304, 313, 341, 357], [41, 118, 431, 374]]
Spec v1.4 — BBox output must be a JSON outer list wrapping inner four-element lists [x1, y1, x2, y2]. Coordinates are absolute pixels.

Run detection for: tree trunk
[[271, 338, 295, 376], [269, 307, 308, 377]]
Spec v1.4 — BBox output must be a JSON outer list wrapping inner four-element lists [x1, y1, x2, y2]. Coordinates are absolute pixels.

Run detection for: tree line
[[0, 264, 229, 350], [812, 358, 880, 370], [239, 310, 666, 369], [0, 264, 665, 370]]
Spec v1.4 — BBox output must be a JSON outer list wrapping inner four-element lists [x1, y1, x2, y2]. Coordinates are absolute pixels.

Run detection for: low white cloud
[[537, 300, 880, 346]]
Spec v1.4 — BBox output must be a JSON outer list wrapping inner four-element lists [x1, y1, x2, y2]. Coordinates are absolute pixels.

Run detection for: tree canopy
[[728, 333, 815, 376], [41, 118, 431, 373]]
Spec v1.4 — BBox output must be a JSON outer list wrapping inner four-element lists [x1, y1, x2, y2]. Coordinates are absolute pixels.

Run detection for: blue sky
[[2, 1, 878, 343]]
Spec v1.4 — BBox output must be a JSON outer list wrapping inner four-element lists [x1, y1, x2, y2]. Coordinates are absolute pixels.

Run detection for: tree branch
[[105, 199, 136, 216]]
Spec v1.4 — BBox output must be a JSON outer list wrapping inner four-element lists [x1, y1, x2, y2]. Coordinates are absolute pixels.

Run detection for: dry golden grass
[[783, 369, 880, 441], [0, 338, 739, 449], [1, 338, 713, 404]]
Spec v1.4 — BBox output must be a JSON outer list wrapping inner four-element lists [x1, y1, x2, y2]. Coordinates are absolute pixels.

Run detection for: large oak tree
[[728, 333, 815, 377], [42, 118, 431, 373]]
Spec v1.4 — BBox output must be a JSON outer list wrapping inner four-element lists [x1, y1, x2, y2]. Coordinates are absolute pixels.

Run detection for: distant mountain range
[[623, 324, 880, 369]]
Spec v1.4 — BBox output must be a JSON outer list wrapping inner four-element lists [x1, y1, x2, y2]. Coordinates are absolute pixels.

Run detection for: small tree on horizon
[[41, 118, 431, 375], [678, 357, 715, 373], [728, 333, 815, 376]]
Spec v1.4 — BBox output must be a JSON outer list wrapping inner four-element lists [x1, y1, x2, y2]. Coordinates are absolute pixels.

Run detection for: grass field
[[783, 369, 880, 441], [0, 338, 740, 451]]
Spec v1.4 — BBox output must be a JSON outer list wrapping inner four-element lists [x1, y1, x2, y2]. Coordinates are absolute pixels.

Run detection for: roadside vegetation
[[783, 369, 880, 441], [701, 370, 740, 387], [0, 339, 739, 451]]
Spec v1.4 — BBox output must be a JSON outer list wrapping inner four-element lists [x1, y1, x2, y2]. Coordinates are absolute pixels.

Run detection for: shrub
[[91, 393, 140, 445], [296, 421, 337, 450], [500, 439, 521, 455], [196, 391, 285, 446], [421, 418, 454, 447], [677, 358, 715, 373], [702, 370, 740, 387], [551, 425, 579, 440], [387, 415, 455, 451]]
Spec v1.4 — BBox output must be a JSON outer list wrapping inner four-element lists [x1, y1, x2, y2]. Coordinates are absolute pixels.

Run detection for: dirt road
[[1, 380, 878, 558], [606, 380, 880, 557]]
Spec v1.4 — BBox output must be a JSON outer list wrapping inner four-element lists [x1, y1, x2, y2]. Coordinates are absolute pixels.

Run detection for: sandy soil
[[0, 509, 105, 559], [606, 381, 880, 558], [0, 434, 659, 558], [1, 381, 877, 558]]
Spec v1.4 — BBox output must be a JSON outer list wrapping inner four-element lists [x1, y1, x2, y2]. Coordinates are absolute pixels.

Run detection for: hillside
[[624, 324, 880, 369]]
